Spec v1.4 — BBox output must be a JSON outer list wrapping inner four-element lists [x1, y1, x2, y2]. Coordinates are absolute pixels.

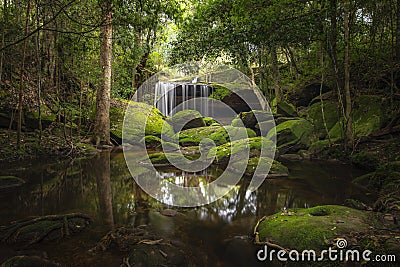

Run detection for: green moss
[[328, 96, 389, 140], [277, 101, 298, 117], [111, 101, 174, 144], [140, 136, 180, 151], [209, 84, 231, 101], [232, 110, 274, 130], [267, 118, 315, 148], [167, 110, 205, 132], [255, 205, 371, 251], [209, 137, 276, 163], [141, 135, 162, 149], [308, 140, 332, 154], [203, 117, 219, 126], [178, 126, 256, 147], [306, 100, 339, 138], [230, 157, 288, 177]]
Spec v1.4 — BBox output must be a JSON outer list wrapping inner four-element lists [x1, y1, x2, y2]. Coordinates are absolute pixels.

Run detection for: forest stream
[[0, 150, 372, 266]]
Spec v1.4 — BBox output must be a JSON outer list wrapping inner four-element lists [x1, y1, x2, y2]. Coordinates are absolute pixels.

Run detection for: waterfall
[[154, 82, 213, 117]]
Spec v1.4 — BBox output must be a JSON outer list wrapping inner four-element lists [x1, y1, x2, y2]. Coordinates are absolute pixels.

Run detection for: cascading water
[[154, 82, 214, 117]]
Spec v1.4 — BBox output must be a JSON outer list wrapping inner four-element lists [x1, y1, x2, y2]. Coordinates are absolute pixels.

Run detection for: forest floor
[[0, 128, 98, 162]]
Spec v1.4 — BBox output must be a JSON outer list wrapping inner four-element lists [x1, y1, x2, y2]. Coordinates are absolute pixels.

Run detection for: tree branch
[[0, 0, 77, 52]]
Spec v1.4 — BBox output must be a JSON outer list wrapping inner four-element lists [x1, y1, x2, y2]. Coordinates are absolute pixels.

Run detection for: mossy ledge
[[254, 205, 372, 252]]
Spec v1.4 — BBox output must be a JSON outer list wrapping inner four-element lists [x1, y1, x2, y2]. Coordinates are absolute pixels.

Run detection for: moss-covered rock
[[111, 101, 174, 144], [209, 137, 276, 163], [203, 117, 220, 126], [167, 110, 205, 132], [254, 205, 371, 251], [0, 176, 26, 189], [328, 95, 389, 140], [255, 121, 275, 137], [308, 140, 332, 154], [25, 106, 56, 130], [267, 118, 315, 152], [306, 100, 339, 138], [140, 136, 180, 151], [209, 83, 232, 101], [230, 157, 288, 178], [178, 126, 256, 147], [277, 101, 298, 117], [141, 135, 162, 149], [289, 83, 332, 107], [231, 110, 274, 131]]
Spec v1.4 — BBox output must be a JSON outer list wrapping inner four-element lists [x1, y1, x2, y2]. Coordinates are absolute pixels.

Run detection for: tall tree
[[343, 0, 353, 146], [94, 0, 112, 145], [17, 0, 31, 148]]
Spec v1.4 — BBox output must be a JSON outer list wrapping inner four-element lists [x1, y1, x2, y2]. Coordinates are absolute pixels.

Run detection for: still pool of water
[[0, 150, 372, 266]]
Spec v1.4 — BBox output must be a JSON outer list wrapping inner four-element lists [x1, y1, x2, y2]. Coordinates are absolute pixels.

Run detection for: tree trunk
[[17, 0, 31, 148], [35, 0, 42, 141], [344, 0, 353, 147], [271, 46, 282, 104], [0, 0, 7, 81], [94, 2, 112, 145], [396, 0, 400, 60], [329, 0, 338, 65], [94, 151, 114, 230]]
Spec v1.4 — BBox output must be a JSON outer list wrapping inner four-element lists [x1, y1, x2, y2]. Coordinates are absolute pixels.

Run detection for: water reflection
[[0, 151, 373, 266], [92, 151, 114, 230]]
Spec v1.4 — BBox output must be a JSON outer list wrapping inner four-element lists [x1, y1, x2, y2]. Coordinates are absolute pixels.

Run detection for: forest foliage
[[0, 0, 399, 145]]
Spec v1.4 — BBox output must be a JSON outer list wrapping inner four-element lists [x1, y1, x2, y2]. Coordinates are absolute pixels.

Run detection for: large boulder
[[167, 110, 205, 132], [328, 95, 389, 139], [139, 135, 179, 151], [230, 157, 288, 178], [110, 101, 174, 145], [276, 101, 298, 117], [178, 126, 256, 147], [209, 137, 276, 163], [289, 83, 331, 107], [231, 110, 274, 136], [254, 205, 371, 251], [306, 100, 340, 139], [267, 118, 315, 153]]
